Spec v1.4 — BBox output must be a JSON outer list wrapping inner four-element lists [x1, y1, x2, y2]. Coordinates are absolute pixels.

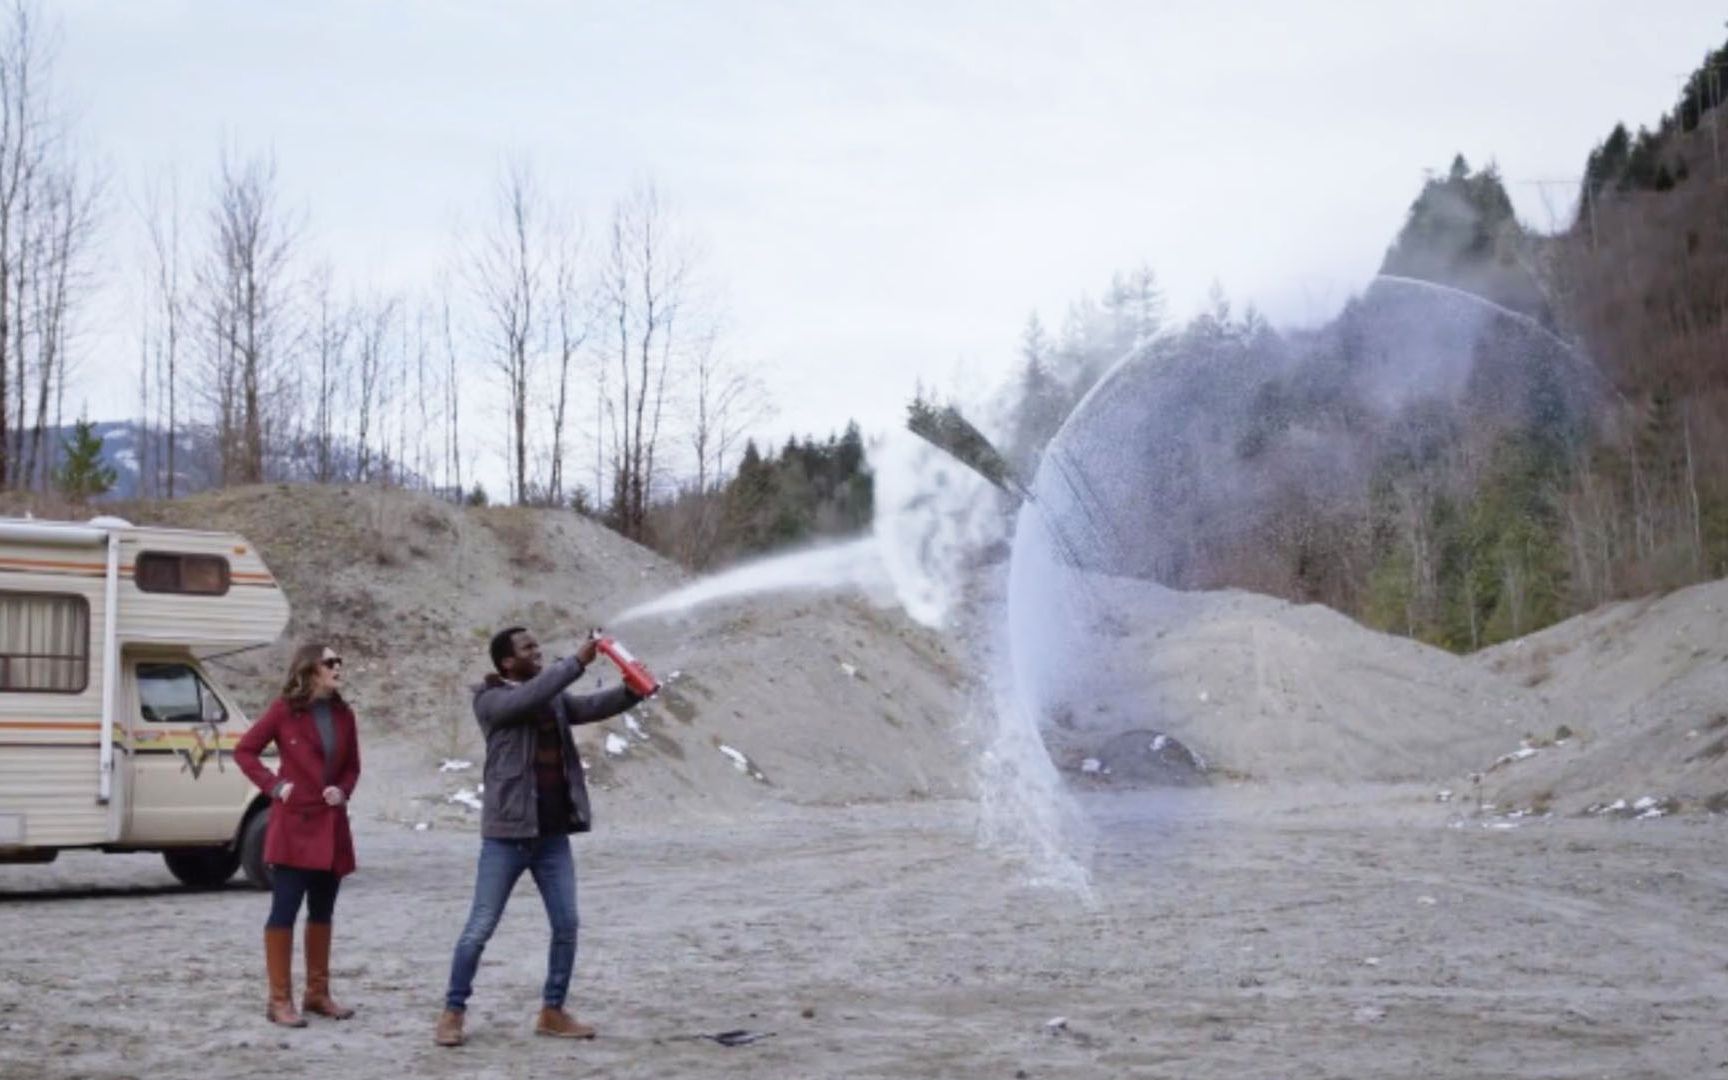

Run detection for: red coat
[[235, 695, 361, 877]]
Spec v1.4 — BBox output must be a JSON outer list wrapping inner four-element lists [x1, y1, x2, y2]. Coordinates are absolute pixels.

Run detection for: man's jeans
[[444, 834, 578, 1011]]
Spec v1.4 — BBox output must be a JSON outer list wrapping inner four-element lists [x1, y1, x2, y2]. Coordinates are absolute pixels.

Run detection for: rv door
[[124, 657, 251, 846]]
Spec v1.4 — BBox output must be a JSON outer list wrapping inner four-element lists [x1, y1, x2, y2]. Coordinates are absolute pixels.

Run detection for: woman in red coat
[[235, 642, 362, 1028]]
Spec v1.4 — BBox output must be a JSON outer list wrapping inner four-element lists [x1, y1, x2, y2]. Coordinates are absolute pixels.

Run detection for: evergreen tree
[[55, 418, 117, 503]]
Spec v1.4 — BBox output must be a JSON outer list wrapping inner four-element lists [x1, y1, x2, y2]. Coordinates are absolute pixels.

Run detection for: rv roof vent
[[86, 515, 134, 529]]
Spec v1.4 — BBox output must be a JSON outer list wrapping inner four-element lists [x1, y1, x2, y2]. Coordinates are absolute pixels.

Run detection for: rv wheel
[[239, 809, 272, 890], [163, 846, 240, 889]]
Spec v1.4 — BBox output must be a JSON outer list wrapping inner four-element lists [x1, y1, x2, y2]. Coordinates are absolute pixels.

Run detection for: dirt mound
[[1028, 576, 1548, 785], [1087, 729, 1208, 787], [1474, 578, 1728, 815], [102, 484, 976, 825]]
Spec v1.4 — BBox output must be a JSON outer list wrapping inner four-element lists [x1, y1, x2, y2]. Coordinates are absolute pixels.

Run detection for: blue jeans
[[444, 835, 579, 1011]]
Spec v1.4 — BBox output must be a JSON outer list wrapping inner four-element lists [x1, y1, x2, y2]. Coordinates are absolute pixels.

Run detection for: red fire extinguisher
[[593, 634, 661, 698]]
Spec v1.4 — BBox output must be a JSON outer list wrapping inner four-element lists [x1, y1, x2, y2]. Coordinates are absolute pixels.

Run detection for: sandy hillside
[[108, 485, 977, 825], [1021, 575, 1552, 786], [1474, 577, 1728, 816]]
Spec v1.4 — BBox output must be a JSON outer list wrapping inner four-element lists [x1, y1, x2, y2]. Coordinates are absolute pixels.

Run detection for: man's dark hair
[[489, 626, 528, 674]]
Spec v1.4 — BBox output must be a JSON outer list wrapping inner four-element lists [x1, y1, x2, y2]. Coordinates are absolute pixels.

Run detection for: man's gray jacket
[[472, 655, 638, 838]]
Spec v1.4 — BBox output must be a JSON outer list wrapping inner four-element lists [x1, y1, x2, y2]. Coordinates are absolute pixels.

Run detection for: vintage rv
[[0, 516, 289, 888]]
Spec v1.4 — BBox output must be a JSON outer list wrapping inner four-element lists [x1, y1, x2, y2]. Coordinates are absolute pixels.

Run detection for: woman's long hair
[[281, 642, 333, 708]]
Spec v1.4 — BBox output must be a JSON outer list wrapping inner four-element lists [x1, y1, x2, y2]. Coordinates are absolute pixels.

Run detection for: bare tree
[[411, 302, 431, 487], [139, 171, 186, 495], [689, 335, 771, 496], [21, 158, 96, 491], [352, 293, 396, 483], [307, 266, 351, 482], [0, 0, 46, 488], [547, 220, 587, 505], [195, 148, 297, 485], [0, 2, 96, 493], [467, 161, 546, 504], [599, 182, 699, 538], [438, 283, 462, 497]]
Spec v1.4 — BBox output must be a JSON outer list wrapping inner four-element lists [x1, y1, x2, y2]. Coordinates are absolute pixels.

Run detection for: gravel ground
[[4, 788, 1726, 1079]]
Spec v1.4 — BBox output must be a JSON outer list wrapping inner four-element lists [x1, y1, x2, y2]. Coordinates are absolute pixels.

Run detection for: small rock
[[800, 1006, 816, 1019]]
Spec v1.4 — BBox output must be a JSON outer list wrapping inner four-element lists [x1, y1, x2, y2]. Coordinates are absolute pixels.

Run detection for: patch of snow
[[624, 715, 646, 739], [717, 743, 751, 773], [1080, 758, 1102, 774], [1632, 795, 1659, 812], [1495, 746, 1539, 766], [448, 788, 482, 811], [1435, 790, 1454, 803], [1197, 690, 1210, 704], [605, 733, 629, 756], [1150, 735, 1169, 753], [839, 662, 858, 679], [438, 759, 473, 773]]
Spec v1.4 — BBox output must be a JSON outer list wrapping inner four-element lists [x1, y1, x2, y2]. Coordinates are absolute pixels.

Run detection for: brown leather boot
[[264, 928, 307, 1028], [301, 923, 355, 1020], [434, 1008, 466, 1047], [535, 1006, 596, 1039]]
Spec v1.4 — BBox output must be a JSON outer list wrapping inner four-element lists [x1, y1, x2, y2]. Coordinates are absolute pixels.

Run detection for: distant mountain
[[47, 419, 429, 500]]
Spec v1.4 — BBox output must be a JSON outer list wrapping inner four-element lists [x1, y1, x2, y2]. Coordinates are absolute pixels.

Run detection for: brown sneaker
[[434, 1008, 466, 1047], [535, 1006, 596, 1039]]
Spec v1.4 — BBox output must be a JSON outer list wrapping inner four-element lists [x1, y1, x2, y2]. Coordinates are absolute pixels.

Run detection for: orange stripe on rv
[[0, 720, 102, 731], [0, 556, 107, 574], [0, 557, 277, 586]]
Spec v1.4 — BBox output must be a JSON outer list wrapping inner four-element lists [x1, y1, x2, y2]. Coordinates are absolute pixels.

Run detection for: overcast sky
[[59, 0, 1728, 483]]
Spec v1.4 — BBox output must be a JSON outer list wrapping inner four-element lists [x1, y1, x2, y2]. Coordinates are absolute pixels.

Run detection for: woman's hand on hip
[[322, 785, 346, 807], [275, 781, 294, 802]]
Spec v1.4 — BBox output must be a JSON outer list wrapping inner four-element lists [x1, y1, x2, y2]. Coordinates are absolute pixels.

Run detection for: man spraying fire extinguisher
[[434, 626, 659, 1048]]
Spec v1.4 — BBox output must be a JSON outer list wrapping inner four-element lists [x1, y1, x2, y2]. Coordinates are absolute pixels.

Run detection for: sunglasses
[[320, 657, 344, 671]]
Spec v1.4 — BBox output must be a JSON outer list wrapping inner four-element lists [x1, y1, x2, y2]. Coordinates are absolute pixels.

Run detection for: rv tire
[[239, 808, 271, 890], [164, 846, 240, 889]]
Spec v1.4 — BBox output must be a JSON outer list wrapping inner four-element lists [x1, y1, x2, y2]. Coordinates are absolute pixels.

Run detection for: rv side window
[[137, 663, 229, 725], [0, 592, 90, 694], [136, 553, 231, 596]]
